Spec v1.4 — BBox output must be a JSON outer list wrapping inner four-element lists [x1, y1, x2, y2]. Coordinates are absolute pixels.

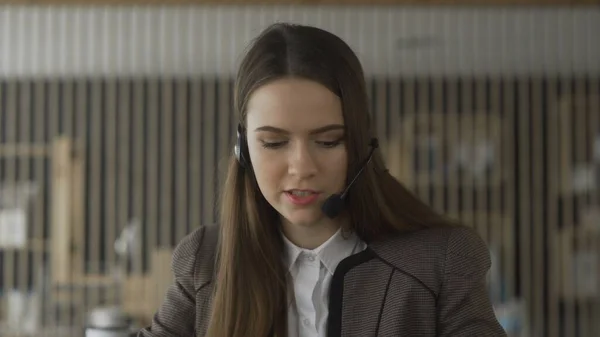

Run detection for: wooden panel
[[202, 80, 217, 224], [546, 77, 559, 337], [122, 248, 174, 326], [517, 79, 534, 336], [175, 79, 189, 244], [73, 79, 89, 330], [446, 80, 460, 218], [145, 78, 159, 257], [217, 79, 232, 216], [589, 78, 600, 337], [431, 79, 445, 213], [488, 79, 504, 291], [17, 82, 33, 327], [51, 137, 73, 286], [88, 80, 103, 310], [2, 83, 17, 313], [189, 79, 203, 230], [131, 80, 145, 274], [374, 79, 388, 161], [104, 79, 118, 306], [142, 78, 159, 313], [160, 80, 174, 248], [416, 78, 431, 202], [531, 78, 544, 337], [501, 79, 516, 304], [116, 79, 133, 279]]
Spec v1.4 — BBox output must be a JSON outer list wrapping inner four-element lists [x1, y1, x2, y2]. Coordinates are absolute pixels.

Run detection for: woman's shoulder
[[368, 225, 491, 294], [171, 222, 220, 290]]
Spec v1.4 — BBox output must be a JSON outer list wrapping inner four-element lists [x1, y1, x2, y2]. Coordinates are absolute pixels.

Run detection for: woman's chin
[[281, 209, 325, 229]]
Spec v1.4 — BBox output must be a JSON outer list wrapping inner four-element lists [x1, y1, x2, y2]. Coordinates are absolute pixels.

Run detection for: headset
[[234, 124, 250, 168]]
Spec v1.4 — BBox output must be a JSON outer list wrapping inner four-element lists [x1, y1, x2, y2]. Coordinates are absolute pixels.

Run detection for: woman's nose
[[287, 142, 318, 178]]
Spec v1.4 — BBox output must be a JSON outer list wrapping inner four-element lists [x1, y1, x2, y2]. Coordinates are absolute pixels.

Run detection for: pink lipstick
[[284, 190, 320, 206]]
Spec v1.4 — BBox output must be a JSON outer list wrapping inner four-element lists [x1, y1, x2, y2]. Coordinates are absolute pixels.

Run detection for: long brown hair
[[206, 23, 455, 337]]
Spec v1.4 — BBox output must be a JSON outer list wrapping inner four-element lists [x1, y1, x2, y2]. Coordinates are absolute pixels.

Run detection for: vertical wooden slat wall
[[547, 76, 560, 337], [189, 79, 203, 241], [160, 80, 173, 249], [0, 78, 598, 336], [175, 79, 188, 246], [4, 84, 17, 333], [503, 78, 516, 308], [33, 81, 48, 332], [386, 77, 600, 337], [587, 79, 600, 335], [116, 79, 131, 284], [531, 78, 544, 336], [134, 79, 145, 261], [17, 81, 30, 333]]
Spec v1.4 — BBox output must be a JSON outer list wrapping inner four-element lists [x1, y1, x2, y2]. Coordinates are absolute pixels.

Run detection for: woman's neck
[[280, 215, 348, 250]]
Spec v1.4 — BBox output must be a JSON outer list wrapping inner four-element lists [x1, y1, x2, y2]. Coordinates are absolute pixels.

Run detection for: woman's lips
[[284, 189, 321, 206]]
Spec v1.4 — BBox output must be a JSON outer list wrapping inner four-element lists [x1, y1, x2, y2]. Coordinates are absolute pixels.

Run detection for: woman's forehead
[[246, 78, 344, 131]]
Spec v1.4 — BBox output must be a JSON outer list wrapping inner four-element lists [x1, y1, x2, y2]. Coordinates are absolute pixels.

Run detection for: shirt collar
[[282, 228, 360, 276]]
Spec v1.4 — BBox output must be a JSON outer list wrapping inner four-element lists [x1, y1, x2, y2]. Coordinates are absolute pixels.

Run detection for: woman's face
[[245, 77, 348, 234]]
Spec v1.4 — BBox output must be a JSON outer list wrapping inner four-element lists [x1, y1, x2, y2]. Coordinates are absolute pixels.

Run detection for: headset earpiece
[[235, 124, 249, 168]]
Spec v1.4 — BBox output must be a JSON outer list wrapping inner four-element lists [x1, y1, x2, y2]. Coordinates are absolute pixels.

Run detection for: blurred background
[[0, 1, 599, 337]]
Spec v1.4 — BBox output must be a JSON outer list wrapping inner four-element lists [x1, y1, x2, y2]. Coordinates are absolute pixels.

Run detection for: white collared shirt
[[282, 229, 367, 337]]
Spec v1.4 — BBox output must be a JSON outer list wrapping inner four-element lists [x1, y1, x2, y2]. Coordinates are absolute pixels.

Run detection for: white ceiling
[[0, 5, 598, 78]]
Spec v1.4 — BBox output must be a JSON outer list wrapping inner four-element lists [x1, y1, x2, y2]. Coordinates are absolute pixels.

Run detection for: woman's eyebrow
[[254, 124, 344, 135]]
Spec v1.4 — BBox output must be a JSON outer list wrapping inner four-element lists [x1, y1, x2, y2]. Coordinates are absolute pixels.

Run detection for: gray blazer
[[138, 223, 507, 336]]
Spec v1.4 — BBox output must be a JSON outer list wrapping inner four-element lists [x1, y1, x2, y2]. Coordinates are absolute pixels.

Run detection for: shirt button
[[307, 255, 315, 262], [303, 318, 311, 326]]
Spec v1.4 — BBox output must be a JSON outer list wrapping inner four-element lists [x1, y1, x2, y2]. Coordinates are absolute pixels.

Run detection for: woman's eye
[[317, 139, 343, 148], [260, 140, 287, 149]]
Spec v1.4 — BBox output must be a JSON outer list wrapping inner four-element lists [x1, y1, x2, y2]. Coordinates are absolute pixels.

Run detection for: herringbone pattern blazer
[[138, 223, 507, 337]]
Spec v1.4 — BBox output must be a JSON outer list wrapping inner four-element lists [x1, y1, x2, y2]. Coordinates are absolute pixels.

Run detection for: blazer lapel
[[328, 248, 390, 337]]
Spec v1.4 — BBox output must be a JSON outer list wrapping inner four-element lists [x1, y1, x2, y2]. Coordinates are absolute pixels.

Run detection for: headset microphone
[[321, 138, 379, 219]]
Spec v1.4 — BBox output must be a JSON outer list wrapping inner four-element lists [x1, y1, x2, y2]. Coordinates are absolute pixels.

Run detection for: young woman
[[139, 23, 506, 337]]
